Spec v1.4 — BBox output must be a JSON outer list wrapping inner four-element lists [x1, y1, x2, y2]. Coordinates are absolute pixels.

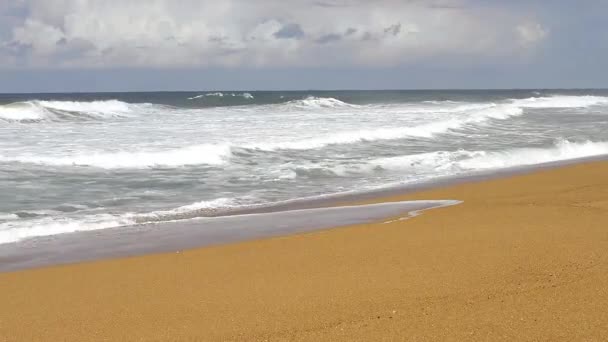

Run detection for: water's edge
[[0, 200, 459, 273], [1, 153, 606, 273]]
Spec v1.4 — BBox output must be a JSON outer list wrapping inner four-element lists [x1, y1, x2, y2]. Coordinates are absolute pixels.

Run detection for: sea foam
[[0, 197, 243, 244], [0, 99, 135, 122], [0, 144, 232, 169], [511, 95, 608, 108], [187, 92, 254, 100], [371, 139, 608, 173], [247, 103, 524, 151], [284, 96, 357, 109]]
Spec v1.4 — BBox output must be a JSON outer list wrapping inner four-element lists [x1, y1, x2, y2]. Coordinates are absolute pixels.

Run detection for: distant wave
[[37, 100, 132, 113], [283, 96, 357, 109], [0, 144, 231, 169], [247, 104, 523, 151], [511, 95, 608, 108], [0, 99, 137, 122], [187, 92, 254, 100]]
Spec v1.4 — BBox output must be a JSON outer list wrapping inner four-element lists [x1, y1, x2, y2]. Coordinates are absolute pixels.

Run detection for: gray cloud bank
[[0, 0, 549, 69]]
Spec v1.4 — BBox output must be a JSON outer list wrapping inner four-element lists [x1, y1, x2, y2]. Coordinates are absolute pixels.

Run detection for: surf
[[0, 144, 232, 169], [370, 139, 608, 173], [0, 99, 137, 122]]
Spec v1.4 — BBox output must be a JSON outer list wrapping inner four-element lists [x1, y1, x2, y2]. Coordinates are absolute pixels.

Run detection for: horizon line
[[1, 87, 607, 95]]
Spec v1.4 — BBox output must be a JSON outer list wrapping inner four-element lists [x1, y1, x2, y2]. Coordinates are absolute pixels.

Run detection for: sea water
[[1, 89, 608, 243]]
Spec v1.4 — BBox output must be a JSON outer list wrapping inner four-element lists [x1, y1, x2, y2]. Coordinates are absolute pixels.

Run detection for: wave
[[0, 213, 19, 221], [133, 197, 241, 222], [0, 144, 231, 169], [273, 94, 608, 113], [0, 213, 137, 244], [187, 92, 254, 100], [37, 100, 132, 113], [371, 139, 608, 173], [456, 139, 608, 170], [249, 95, 605, 151], [0, 197, 246, 244], [284, 96, 358, 109], [0, 99, 136, 122], [247, 104, 523, 151], [511, 95, 608, 108]]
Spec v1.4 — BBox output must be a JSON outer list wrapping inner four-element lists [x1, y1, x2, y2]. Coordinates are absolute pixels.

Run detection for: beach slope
[[2, 161, 608, 341]]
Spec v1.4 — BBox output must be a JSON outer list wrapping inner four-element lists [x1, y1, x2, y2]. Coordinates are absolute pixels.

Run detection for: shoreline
[[0, 200, 460, 272], [1, 154, 607, 272], [2, 159, 608, 340], [0, 155, 608, 273]]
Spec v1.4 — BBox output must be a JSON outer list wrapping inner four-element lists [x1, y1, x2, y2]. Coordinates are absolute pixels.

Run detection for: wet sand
[[0, 200, 458, 272], [2, 160, 608, 341]]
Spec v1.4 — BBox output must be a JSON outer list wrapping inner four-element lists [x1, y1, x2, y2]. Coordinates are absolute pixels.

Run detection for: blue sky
[[0, 0, 607, 92]]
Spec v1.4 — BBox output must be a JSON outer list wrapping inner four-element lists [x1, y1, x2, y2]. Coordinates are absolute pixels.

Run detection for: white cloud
[[516, 22, 548, 45], [13, 19, 65, 56], [0, 0, 549, 68]]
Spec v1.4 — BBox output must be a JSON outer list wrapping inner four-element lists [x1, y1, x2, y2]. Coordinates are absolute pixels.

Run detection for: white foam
[[187, 95, 205, 100], [372, 150, 483, 172], [187, 92, 254, 100], [0, 197, 245, 244], [0, 214, 19, 221], [0, 214, 137, 244], [0, 144, 232, 169], [135, 197, 240, 222], [37, 100, 132, 113], [0, 99, 135, 122], [371, 140, 608, 174], [407, 102, 497, 114], [247, 104, 523, 151], [457, 139, 608, 170], [285, 96, 357, 109], [0, 102, 49, 121], [511, 95, 608, 108]]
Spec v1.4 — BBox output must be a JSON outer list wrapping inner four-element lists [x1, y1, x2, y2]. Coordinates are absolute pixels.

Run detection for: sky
[[0, 0, 607, 92]]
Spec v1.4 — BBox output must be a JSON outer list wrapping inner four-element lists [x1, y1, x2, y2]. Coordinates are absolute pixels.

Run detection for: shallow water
[[0, 200, 459, 272]]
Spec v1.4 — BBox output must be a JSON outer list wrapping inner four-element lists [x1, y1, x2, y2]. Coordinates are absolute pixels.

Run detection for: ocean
[[1, 89, 608, 244]]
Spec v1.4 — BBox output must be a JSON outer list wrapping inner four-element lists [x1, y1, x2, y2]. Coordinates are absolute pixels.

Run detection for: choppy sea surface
[[2, 89, 608, 244]]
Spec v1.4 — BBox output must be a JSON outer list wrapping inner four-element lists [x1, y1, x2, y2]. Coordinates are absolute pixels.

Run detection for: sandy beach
[[2, 160, 608, 341]]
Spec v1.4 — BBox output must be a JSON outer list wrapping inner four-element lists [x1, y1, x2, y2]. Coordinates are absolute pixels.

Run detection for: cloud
[[383, 23, 401, 36], [516, 22, 548, 45], [316, 33, 342, 44], [274, 23, 305, 40], [0, 0, 549, 69]]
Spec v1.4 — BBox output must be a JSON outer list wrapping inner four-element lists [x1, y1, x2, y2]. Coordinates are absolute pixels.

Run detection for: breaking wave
[[511, 95, 608, 108], [371, 139, 608, 173], [187, 92, 254, 100], [283, 96, 358, 109], [247, 104, 523, 151], [0, 214, 137, 244], [0, 144, 232, 169], [0, 197, 247, 244], [0, 100, 137, 122]]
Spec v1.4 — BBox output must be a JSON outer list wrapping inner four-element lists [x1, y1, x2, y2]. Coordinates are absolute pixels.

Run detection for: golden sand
[[2, 161, 608, 341]]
